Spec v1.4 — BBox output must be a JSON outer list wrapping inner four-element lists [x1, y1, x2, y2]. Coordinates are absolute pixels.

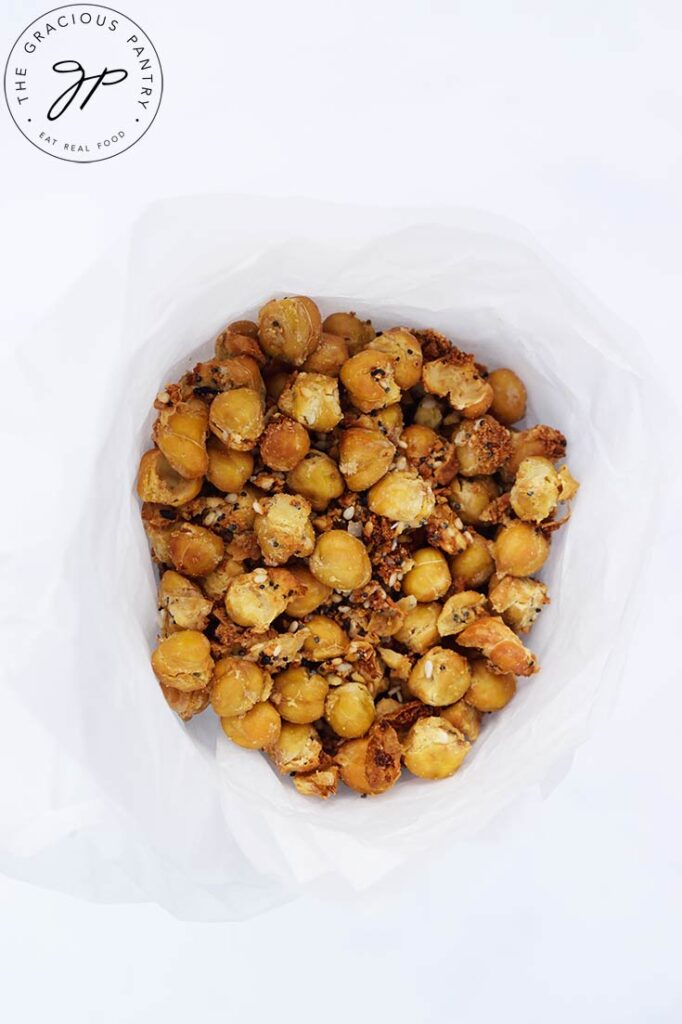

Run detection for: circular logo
[[3, 4, 162, 163]]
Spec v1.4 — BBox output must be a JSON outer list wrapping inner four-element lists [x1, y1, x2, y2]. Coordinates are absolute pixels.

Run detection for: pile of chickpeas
[[138, 295, 578, 798]]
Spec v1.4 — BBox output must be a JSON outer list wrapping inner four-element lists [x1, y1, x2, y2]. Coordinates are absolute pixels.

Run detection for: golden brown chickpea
[[266, 370, 291, 405], [465, 658, 516, 711], [336, 724, 402, 795], [214, 328, 266, 365], [302, 332, 349, 376], [269, 722, 323, 774], [159, 683, 210, 721], [368, 470, 435, 527], [202, 556, 244, 600], [221, 702, 282, 749], [286, 451, 344, 511], [367, 328, 423, 388], [377, 646, 413, 681], [224, 567, 299, 631], [401, 424, 439, 463], [322, 311, 375, 355], [259, 413, 310, 471], [338, 427, 396, 491], [206, 436, 254, 493], [309, 530, 372, 590], [208, 388, 264, 451], [190, 355, 265, 397], [441, 700, 481, 741], [335, 737, 375, 794], [151, 630, 214, 691], [355, 403, 404, 442], [403, 716, 471, 779], [278, 372, 343, 432], [510, 456, 561, 523], [437, 591, 488, 637], [394, 602, 442, 653], [284, 566, 331, 617], [229, 484, 263, 531], [493, 521, 550, 576], [325, 682, 375, 738], [271, 666, 329, 724], [402, 547, 452, 602], [453, 416, 511, 476], [153, 398, 209, 480], [450, 532, 495, 589], [210, 657, 273, 717], [137, 449, 203, 506], [408, 647, 471, 706], [302, 615, 349, 660], [422, 350, 493, 418], [501, 425, 567, 482], [254, 493, 315, 566], [449, 475, 499, 525], [168, 522, 224, 577], [488, 368, 527, 425], [293, 766, 339, 799], [340, 349, 401, 412], [457, 615, 537, 676], [258, 295, 322, 366], [488, 573, 549, 634], [158, 570, 213, 631]]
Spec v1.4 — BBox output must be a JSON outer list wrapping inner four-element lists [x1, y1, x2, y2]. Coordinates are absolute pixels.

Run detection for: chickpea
[[494, 521, 549, 576], [413, 395, 444, 430], [137, 449, 203, 506], [230, 484, 263, 530], [426, 503, 469, 555], [501, 425, 567, 482], [202, 556, 243, 600], [422, 350, 493, 418], [368, 470, 435, 527], [488, 368, 527, 424], [258, 295, 322, 366], [367, 327, 423, 388], [510, 456, 561, 523], [286, 450, 344, 511], [153, 398, 209, 480], [309, 530, 372, 590], [465, 658, 516, 712], [325, 682, 375, 738], [403, 717, 471, 779], [449, 475, 499, 526], [151, 630, 214, 691], [377, 646, 412, 681], [354, 403, 404, 442], [284, 566, 331, 617], [401, 423, 439, 463], [269, 722, 323, 774], [293, 766, 339, 799], [402, 547, 451, 602], [322, 311, 375, 355], [158, 570, 213, 631], [210, 657, 273, 717], [214, 328, 266, 365], [278, 372, 343, 432], [453, 416, 511, 476], [206, 436, 254, 493], [302, 332, 349, 376], [408, 647, 471, 706], [190, 355, 265, 397], [221, 702, 282, 749], [259, 413, 310, 471], [338, 427, 395, 491], [450, 532, 495, 589], [488, 575, 549, 633], [394, 602, 441, 653], [336, 737, 375, 794], [271, 666, 329, 724], [302, 615, 349, 660], [159, 683, 210, 721], [254, 493, 315, 566], [225, 567, 299, 630], [336, 722, 401, 794], [457, 615, 537, 676], [208, 388, 264, 451], [340, 349, 401, 412], [169, 522, 224, 577], [441, 700, 481, 741], [437, 591, 488, 637]]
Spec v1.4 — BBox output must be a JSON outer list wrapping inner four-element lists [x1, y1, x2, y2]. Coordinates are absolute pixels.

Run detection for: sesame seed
[[272, 645, 282, 657], [156, 390, 170, 404], [343, 506, 355, 520], [252, 501, 264, 515], [397, 439, 408, 449], [288, 621, 300, 632], [423, 660, 434, 679]]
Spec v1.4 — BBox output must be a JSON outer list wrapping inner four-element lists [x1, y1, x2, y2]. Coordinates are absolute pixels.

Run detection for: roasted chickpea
[[441, 700, 481, 741], [402, 547, 451, 602], [401, 423, 439, 463], [153, 398, 208, 480], [206, 436, 254, 493], [408, 647, 471, 706], [336, 737, 374, 794], [151, 630, 214, 691], [309, 530, 372, 590], [137, 449, 203, 506], [494, 521, 550, 576], [259, 413, 310, 471], [457, 615, 537, 676], [422, 350, 493, 418], [437, 591, 488, 638], [453, 416, 511, 476], [284, 566, 331, 617], [159, 684, 210, 720], [325, 682, 375, 738], [450, 532, 495, 589], [338, 427, 395, 491], [208, 388, 264, 451], [465, 658, 516, 711], [269, 722, 322, 774], [214, 327, 266, 365], [224, 567, 299, 630], [169, 522, 224, 577], [271, 666, 329, 724], [286, 450, 344, 511], [254, 493, 315, 566], [449, 475, 499, 525], [158, 570, 213, 631], [336, 722, 401, 794], [258, 295, 322, 366], [210, 657, 273, 717], [367, 328, 423, 388], [340, 349, 401, 412], [510, 456, 561, 523], [501, 425, 567, 482], [302, 615, 349, 660], [202, 556, 243, 600], [302, 332, 349, 376], [322, 311, 375, 355], [220, 702, 282, 749], [368, 470, 435, 527], [293, 766, 339, 799], [190, 355, 264, 397], [355, 403, 404, 442], [488, 368, 527, 425], [394, 602, 441, 653], [229, 484, 263, 530], [278, 372, 343, 432], [403, 717, 471, 779]]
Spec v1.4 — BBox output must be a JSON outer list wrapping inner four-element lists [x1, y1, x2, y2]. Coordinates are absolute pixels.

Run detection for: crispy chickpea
[[158, 570, 213, 631], [254, 493, 315, 566], [450, 532, 495, 589], [340, 349, 401, 412], [214, 328, 266, 365], [271, 666, 329, 724], [258, 295, 322, 366], [220, 702, 282, 749], [403, 717, 471, 779], [259, 413, 310, 471], [501, 425, 567, 482], [367, 328, 423, 388], [159, 684, 210, 721], [453, 416, 511, 476], [190, 355, 265, 397], [449, 475, 499, 525], [202, 556, 243, 600], [402, 547, 451, 602], [208, 388, 264, 451], [206, 436, 254, 493], [322, 311, 375, 355], [210, 657, 273, 717], [285, 566, 331, 617], [302, 332, 349, 376], [336, 722, 402, 794], [437, 591, 488, 637], [394, 602, 441, 653], [368, 470, 435, 527], [441, 700, 481, 741], [401, 423, 439, 463], [355, 403, 404, 442], [286, 450, 344, 511], [488, 574, 550, 633], [338, 427, 396, 491], [269, 722, 323, 774], [225, 567, 299, 630], [488, 368, 527, 425], [422, 350, 493, 418], [229, 484, 263, 530], [510, 456, 561, 523], [293, 766, 339, 799], [325, 682, 375, 738], [151, 630, 214, 691], [278, 372, 343, 432], [137, 449, 203, 506], [465, 658, 516, 711], [169, 522, 224, 577], [457, 615, 537, 676], [408, 647, 471, 706], [153, 398, 209, 480], [494, 521, 549, 576], [309, 530, 372, 590], [302, 615, 349, 660], [336, 737, 374, 794]]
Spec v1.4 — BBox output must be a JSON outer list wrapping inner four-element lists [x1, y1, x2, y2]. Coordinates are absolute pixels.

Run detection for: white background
[[1, 1, 681, 1021]]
